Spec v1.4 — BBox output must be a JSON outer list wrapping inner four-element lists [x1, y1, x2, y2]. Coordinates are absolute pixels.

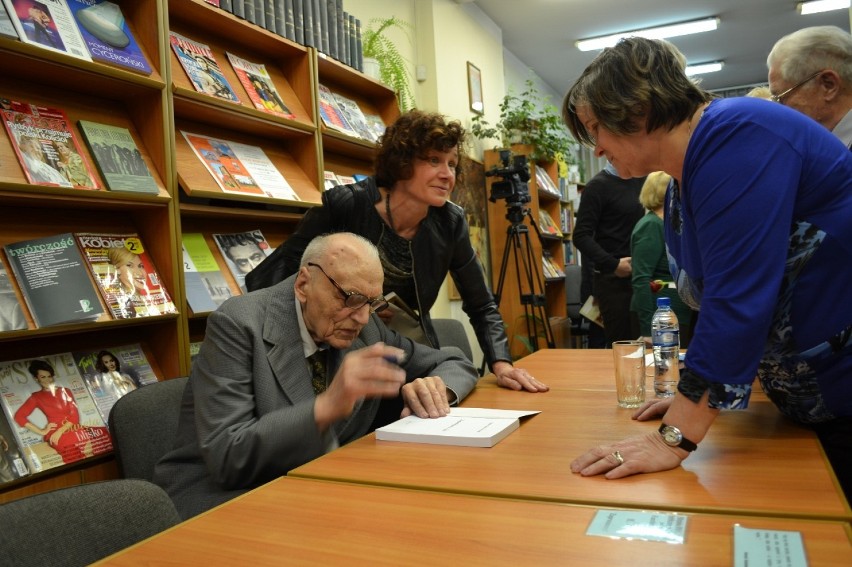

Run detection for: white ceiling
[[470, 0, 851, 95]]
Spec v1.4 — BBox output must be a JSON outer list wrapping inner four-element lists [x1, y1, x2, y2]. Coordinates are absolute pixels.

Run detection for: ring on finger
[[612, 450, 624, 465]]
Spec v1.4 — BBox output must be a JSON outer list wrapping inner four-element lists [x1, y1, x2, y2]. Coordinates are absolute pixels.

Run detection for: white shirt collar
[[294, 294, 324, 358], [832, 108, 852, 149]]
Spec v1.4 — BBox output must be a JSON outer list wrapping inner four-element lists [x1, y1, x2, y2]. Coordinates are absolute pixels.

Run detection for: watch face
[[662, 426, 682, 446]]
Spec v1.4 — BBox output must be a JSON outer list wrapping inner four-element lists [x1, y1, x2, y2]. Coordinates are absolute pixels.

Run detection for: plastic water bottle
[[651, 297, 680, 397]]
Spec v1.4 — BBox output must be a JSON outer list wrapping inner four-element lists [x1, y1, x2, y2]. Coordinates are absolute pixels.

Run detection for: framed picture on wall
[[467, 62, 483, 114]]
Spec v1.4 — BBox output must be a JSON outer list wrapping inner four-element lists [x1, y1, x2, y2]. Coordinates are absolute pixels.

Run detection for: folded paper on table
[[375, 408, 540, 448]]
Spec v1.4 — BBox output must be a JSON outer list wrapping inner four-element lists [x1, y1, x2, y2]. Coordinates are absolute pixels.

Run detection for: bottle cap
[[656, 297, 671, 308]]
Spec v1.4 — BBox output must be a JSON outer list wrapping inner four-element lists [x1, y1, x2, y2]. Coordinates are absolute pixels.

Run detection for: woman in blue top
[[562, 37, 852, 499]]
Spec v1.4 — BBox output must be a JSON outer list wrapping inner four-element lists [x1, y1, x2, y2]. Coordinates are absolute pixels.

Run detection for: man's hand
[[614, 257, 632, 278], [314, 343, 405, 429], [493, 360, 549, 392], [400, 376, 451, 419]]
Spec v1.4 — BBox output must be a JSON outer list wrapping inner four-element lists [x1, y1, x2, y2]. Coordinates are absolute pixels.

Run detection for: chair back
[[432, 318, 474, 361], [565, 263, 583, 320], [0, 479, 180, 566], [108, 376, 188, 481]]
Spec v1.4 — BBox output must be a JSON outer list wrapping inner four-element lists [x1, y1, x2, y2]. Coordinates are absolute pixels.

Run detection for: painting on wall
[[448, 156, 489, 300], [467, 61, 483, 114]]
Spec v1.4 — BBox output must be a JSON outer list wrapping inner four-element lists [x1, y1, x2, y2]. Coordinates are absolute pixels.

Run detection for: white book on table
[[375, 408, 540, 448]]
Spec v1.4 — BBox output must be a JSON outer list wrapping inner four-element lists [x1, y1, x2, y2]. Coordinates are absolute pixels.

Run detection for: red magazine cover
[[226, 52, 294, 119], [0, 97, 99, 189], [74, 232, 176, 319]]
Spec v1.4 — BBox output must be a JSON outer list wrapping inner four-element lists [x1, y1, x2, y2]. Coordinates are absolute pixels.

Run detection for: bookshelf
[[485, 146, 567, 360], [0, 0, 398, 503]]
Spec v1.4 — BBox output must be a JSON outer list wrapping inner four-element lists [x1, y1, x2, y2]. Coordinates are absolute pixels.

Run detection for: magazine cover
[[74, 232, 177, 319], [0, 351, 113, 474], [212, 229, 272, 293], [0, 257, 27, 333], [332, 92, 376, 142], [181, 131, 300, 201], [323, 170, 340, 191], [225, 52, 294, 118], [3, 233, 104, 327], [0, 97, 100, 189], [169, 31, 240, 103], [0, 405, 29, 485], [71, 343, 158, 422], [66, 0, 152, 74], [2, 0, 92, 61], [182, 232, 234, 313], [77, 120, 158, 194], [363, 113, 386, 141], [317, 83, 357, 136], [0, 0, 19, 38]]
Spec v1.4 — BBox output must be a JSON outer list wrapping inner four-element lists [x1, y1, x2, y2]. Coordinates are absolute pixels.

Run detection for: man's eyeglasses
[[307, 262, 389, 313], [771, 70, 823, 104]]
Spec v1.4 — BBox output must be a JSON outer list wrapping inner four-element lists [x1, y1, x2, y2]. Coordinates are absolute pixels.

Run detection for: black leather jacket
[[246, 178, 511, 367]]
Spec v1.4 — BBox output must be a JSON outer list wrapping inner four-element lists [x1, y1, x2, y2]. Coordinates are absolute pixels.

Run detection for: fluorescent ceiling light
[[685, 61, 724, 76], [576, 17, 719, 52], [798, 0, 850, 15]]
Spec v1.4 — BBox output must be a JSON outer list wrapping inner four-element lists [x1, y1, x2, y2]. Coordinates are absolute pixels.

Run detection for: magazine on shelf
[[323, 170, 340, 191], [0, 1, 19, 38], [169, 31, 240, 103], [212, 229, 272, 293], [66, 0, 152, 75], [0, 257, 27, 333], [317, 83, 357, 136], [1, 97, 99, 189], [75, 232, 176, 320], [538, 209, 563, 238], [71, 343, 158, 422], [1, 0, 92, 61], [182, 232, 234, 313], [189, 341, 202, 365], [225, 52, 294, 118], [3, 233, 103, 328], [0, 406, 29, 485], [181, 131, 300, 201], [376, 408, 540, 448], [0, 351, 113, 474], [335, 174, 356, 185], [77, 120, 158, 194], [363, 113, 386, 141], [332, 92, 376, 141]]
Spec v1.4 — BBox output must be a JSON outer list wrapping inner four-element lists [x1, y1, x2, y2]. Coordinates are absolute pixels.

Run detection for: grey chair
[[108, 376, 188, 481], [565, 263, 589, 348], [0, 479, 181, 567], [432, 318, 474, 362]]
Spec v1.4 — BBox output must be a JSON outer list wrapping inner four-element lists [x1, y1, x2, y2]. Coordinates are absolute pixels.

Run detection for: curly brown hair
[[374, 110, 466, 188]]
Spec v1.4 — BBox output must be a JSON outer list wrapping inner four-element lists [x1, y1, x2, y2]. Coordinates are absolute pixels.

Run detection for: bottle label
[[652, 329, 679, 347]]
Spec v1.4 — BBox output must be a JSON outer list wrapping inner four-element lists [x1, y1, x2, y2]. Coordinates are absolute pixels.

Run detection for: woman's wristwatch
[[659, 423, 698, 452]]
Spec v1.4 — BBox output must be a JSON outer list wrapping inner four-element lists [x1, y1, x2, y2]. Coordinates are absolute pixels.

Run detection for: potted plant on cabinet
[[470, 79, 577, 164], [362, 16, 417, 112]]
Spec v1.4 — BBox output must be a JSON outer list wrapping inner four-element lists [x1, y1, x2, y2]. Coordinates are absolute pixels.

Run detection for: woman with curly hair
[[247, 110, 547, 407]]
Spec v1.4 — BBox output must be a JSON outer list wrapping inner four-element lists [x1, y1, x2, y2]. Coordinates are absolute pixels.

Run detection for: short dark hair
[[562, 37, 711, 147], [28, 359, 54, 378], [374, 110, 466, 188]]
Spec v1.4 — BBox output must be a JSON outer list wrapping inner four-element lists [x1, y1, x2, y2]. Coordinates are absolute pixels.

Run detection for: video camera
[[485, 149, 531, 207]]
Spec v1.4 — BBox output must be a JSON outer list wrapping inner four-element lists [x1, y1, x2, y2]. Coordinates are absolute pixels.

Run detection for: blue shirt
[[666, 97, 852, 423]]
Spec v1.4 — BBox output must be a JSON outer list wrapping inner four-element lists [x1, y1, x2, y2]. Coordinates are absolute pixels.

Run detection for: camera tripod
[[492, 203, 556, 354]]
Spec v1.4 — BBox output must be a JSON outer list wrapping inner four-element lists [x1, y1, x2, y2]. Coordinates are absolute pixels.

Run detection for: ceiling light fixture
[[575, 17, 720, 52], [797, 0, 850, 15], [685, 61, 724, 76]]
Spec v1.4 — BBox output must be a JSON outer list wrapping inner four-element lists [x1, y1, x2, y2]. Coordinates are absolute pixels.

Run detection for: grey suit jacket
[[153, 275, 479, 519]]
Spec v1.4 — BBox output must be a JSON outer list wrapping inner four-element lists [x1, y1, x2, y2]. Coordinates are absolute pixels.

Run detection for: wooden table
[[95, 476, 852, 566], [292, 350, 850, 521]]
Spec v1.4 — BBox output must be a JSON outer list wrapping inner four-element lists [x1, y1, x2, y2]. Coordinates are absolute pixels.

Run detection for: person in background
[[562, 37, 852, 500], [629, 172, 693, 347], [745, 85, 772, 99], [53, 139, 94, 187], [154, 232, 479, 519], [767, 25, 852, 149], [572, 163, 645, 346], [245, 110, 547, 397]]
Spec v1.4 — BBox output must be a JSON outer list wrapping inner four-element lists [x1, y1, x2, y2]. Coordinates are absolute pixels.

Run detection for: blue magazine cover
[[66, 0, 152, 75]]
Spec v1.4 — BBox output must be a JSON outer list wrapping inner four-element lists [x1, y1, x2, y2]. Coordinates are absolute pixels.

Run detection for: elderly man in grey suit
[[154, 232, 479, 519]]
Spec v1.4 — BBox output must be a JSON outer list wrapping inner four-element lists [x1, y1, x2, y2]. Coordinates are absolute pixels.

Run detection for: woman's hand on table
[[493, 361, 549, 392], [631, 396, 674, 421], [569, 432, 688, 479]]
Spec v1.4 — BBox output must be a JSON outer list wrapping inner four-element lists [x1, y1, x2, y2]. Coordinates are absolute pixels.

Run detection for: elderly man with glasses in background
[[154, 232, 479, 520], [768, 25, 852, 149]]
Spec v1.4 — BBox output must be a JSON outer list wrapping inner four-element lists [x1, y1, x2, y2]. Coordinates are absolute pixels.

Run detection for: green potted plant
[[471, 79, 577, 164], [362, 16, 417, 112]]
